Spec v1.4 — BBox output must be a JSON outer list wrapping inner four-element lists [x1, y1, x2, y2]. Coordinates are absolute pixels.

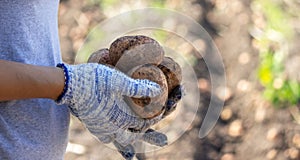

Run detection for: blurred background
[[59, 0, 300, 159]]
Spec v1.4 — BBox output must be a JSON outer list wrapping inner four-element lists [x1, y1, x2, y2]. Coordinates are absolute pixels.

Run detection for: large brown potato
[[125, 64, 168, 119], [109, 35, 164, 73]]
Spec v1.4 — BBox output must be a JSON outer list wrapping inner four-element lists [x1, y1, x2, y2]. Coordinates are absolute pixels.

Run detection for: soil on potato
[[59, 0, 300, 160]]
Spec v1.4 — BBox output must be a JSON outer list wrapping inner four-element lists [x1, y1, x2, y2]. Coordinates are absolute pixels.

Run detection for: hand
[[55, 63, 164, 145]]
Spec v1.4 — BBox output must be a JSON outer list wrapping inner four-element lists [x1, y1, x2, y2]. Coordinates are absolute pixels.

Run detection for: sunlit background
[[59, 0, 300, 159]]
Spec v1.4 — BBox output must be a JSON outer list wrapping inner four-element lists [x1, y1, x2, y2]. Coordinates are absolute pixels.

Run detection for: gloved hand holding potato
[[57, 35, 183, 160]]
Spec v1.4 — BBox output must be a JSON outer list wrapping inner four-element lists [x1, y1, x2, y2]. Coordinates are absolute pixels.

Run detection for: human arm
[[0, 60, 165, 141], [0, 60, 168, 160], [0, 59, 64, 101]]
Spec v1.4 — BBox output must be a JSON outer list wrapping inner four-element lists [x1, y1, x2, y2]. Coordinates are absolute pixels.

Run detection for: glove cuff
[[55, 63, 71, 104]]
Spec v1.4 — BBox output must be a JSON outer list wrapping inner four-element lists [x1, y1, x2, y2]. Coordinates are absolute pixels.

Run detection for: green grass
[[254, 0, 300, 107]]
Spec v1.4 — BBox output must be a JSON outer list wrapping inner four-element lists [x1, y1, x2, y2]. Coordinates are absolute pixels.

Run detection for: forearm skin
[[0, 60, 64, 101]]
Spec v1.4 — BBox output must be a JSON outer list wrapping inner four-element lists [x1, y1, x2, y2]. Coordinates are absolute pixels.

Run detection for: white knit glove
[[55, 63, 167, 147]]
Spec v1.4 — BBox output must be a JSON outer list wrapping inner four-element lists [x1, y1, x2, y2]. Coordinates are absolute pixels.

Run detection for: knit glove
[[55, 63, 166, 146]]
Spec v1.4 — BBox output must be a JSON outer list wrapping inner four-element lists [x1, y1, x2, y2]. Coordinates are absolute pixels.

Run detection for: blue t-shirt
[[0, 0, 70, 159]]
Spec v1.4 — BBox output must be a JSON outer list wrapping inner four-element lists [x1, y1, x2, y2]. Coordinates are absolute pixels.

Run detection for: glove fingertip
[[113, 141, 135, 160], [159, 135, 168, 147], [126, 79, 162, 98], [143, 129, 168, 147]]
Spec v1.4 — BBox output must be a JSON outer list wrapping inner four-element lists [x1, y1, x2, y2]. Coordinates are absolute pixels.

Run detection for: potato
[[87, 48, 113, 65], [125, 64, 168, 119], [109, 35, 164, 73], [158, 57, 182, 94]]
